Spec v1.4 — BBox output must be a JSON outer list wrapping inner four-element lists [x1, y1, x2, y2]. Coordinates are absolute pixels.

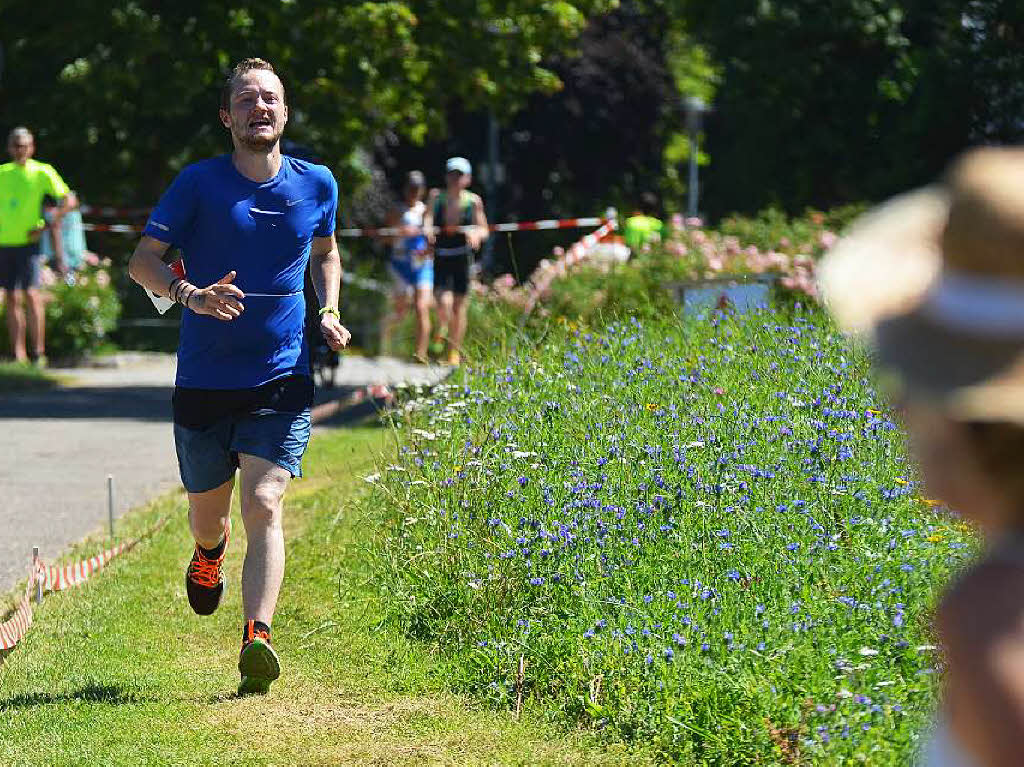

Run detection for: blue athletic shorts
[[173, 408, 312, 493], [389, 257, 433, 292]]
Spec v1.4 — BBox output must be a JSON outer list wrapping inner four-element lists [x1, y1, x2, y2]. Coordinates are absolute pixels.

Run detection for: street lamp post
[[684, 96, 709, 220]]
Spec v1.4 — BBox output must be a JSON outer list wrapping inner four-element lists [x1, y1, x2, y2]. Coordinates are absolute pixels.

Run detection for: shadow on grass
[[0, 683, 149, 709]]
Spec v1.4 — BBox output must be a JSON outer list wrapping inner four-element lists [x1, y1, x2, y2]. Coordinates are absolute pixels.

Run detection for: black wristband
[[168, 277, 183, 300], [175, 281, 192, 306], [184, 285, 198, 309]]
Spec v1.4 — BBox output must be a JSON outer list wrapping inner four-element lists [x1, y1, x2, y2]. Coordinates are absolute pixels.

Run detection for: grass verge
[[0, 361, 59, 392], [0, 427, 637, 766]]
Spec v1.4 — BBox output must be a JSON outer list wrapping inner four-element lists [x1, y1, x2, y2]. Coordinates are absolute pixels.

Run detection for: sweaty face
[[221, 70, 287, 152], [8, 136, 33, 165]]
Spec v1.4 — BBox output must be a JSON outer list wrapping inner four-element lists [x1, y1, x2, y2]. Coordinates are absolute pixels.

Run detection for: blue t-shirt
[[143, 155, 338, 389]]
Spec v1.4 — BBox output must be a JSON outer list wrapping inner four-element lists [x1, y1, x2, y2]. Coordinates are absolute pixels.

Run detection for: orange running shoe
[[185, 528, 228, 616], [238, 620, 280, 696]]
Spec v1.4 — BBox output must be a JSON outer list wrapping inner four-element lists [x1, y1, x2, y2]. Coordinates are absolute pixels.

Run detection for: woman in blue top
[[381, 171, 432, 362]]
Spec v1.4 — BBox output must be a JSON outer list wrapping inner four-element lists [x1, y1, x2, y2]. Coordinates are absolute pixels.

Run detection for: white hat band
[[924, 270, 1024, 336]]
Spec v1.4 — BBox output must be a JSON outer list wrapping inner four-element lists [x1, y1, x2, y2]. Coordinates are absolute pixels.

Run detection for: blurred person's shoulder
[[938, 558, 1024, 660]]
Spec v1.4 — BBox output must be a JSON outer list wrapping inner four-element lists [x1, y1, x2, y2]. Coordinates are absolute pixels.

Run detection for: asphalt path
[[0, 353, 448, 595]]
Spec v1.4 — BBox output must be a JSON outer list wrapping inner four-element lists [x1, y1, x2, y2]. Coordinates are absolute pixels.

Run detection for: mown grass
[[0, 427, 637, 766], [368, 305, 979, 764]]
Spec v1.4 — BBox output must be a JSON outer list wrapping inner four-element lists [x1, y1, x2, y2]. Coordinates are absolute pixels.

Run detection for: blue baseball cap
[[446, 157, 472, 175]]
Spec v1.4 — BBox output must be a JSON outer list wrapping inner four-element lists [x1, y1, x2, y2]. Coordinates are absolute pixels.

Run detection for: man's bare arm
[[309, 235, 341, 312], [467, 194, 489, 250], [127, 235, 244, 321], [309, 234, 350, 350]]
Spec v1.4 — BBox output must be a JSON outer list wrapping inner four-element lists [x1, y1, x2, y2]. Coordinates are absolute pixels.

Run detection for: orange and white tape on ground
[[0, 578, 35, 651], [36, 541, 135, 593], [0, 518, 167, 651]]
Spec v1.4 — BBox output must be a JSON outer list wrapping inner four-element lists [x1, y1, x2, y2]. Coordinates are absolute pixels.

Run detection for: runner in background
[[127, 57, 350, 696], [380, 171, 432, 362], [423, 157, 487, 366]]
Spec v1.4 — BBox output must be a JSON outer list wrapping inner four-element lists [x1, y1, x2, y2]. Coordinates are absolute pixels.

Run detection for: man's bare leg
[[188, 477, 233, 549], [25, 287, 45, 359], [448, 293, 469, 364], [434, 289, 453, 350], [238, 454, 289, 626], [5, 289, 28, 362]]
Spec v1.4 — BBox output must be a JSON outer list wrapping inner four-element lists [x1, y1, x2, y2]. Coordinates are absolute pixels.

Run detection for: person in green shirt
[[622, 211, 664, 253], [0, 127, 77, 364]]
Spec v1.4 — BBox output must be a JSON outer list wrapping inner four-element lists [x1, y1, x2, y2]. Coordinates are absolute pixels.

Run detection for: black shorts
[[0, 245, 40, 291], [433, 249, 471, 296]]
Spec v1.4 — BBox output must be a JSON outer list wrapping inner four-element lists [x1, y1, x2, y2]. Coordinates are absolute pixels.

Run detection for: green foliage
[[0, 361, 58, 392], [43, 265, 121, 360], [717, 204, 866, 255], [370, 307, 972, 762], [0, 0, 615, 205], [671, 0, 1023, 215]]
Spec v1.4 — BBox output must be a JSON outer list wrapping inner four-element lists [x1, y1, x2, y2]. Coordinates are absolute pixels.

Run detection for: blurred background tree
[[0, 0, 614, 204], [2, 0, 1021, 247]]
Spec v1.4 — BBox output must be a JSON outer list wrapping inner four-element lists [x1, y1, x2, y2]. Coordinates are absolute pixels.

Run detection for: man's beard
[[234, 124, 283, 152]]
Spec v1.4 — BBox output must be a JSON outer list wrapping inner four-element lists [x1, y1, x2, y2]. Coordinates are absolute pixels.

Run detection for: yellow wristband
[[318, 306, 340, 319]]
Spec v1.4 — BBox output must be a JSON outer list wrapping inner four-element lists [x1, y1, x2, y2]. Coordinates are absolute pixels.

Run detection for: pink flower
[[819, 231, 838, 249]]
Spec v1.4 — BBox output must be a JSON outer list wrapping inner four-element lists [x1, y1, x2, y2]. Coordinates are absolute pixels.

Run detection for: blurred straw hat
[[819, 146, 1024, 422]]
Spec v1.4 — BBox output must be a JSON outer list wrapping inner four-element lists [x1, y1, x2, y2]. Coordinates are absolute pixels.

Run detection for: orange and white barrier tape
[[521, 219, 618, 315], [79, 204, 152, 218], [81, 222, 142, 234], [83, 216, 609, 238], [0, 577, 35, 651], [36, 541, 135, 593], [0, 518, 166, 652], [336, 217, 606, 238]]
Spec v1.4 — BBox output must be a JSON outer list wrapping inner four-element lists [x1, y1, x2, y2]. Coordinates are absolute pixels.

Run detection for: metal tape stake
[[32, 546, 42, 604], [107, 475, 115, 538]]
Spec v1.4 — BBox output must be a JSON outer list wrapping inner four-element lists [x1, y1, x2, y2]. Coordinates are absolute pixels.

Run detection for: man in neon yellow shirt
[[0, 127, 77, 364]]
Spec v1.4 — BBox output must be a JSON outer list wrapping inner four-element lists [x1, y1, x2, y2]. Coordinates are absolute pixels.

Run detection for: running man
[[127, 58, 350, 695], [0, 127, 77, 364], [422, 157, 487, 366], [381, 171, 432, 362]]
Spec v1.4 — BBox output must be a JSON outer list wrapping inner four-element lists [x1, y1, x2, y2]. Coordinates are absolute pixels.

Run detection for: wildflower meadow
[[368, 305, 975, 764]]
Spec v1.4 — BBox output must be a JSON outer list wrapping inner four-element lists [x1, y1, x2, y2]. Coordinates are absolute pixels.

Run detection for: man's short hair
[[220, 58, 283, 110], [7, 126, 32, 145]]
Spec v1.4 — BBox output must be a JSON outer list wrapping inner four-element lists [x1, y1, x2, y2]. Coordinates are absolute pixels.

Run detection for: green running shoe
[[237, 620, 280, 696]]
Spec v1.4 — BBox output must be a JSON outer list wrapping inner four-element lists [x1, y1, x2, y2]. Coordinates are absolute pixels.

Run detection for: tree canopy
[[0, 0, 614, 203], [2, 0, 1021, 224]]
